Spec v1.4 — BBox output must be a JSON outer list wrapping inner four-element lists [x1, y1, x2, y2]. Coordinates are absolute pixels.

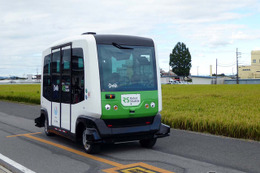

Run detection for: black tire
[[82, 128, 100, 154], [139, 138, 157, 148], [44, 117, 54, 136]]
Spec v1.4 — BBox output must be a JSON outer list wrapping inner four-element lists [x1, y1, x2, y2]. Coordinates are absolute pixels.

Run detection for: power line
[[218, 64, 236, 67]]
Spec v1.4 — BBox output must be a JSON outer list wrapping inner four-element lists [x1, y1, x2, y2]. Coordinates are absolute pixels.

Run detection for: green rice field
[[0, 84, 40, 104], [161, 84, 260, 141], [0, 84, 259, 141]]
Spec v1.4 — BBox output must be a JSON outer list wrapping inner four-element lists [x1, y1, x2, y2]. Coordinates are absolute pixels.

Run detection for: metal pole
[[236, 48, 239, 84], [216, 59, 217, 84]]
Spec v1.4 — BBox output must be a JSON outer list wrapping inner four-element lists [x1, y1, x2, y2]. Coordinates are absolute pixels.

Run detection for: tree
[[169, 42, 192, 77]]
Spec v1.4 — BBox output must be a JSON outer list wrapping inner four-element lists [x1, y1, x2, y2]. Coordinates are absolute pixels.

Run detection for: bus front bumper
[[84, 113, 170, 144]]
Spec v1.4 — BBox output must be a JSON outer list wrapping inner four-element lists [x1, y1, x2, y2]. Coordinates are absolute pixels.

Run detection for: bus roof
[[94, 34, 154, 46], [45, 33, 154, 51]]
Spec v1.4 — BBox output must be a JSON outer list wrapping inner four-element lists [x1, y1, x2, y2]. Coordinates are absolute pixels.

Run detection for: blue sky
[[0, 0, 260, 77]]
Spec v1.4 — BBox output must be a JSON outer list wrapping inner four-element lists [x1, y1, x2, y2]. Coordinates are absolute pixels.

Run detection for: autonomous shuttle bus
[[35, 33, 170, 153]]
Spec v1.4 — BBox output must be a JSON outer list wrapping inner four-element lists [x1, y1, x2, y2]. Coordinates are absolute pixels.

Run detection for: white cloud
[[0, 0, 260, 76], [253, 47, 260, 51], [232, 31, 251, 40]]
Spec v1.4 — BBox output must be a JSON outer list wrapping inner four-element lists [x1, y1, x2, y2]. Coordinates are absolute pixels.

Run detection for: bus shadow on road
[[37, 131, 148, 155]]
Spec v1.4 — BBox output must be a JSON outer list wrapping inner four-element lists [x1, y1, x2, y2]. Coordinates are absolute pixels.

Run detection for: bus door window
[[52, 50, 61, 102], [61, 47, 71, 104]]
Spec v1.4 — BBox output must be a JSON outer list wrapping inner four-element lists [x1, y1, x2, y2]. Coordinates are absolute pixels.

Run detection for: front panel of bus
[[95, 35, 159, 127]]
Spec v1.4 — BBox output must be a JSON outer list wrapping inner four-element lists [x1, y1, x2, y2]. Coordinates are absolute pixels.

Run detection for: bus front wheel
[[82, 128, 100, 154]]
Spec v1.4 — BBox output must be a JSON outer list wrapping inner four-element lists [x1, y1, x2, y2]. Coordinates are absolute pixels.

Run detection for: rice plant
[[161, 84, 260, 141]]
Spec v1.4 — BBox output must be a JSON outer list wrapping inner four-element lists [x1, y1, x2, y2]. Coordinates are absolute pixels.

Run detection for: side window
[[72, 48, 84, 104], [43, 54, 51, 100]]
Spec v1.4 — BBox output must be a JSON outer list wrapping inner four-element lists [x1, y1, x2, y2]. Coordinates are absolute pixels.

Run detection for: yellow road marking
[[23, 134, 123, 167], [103, 162, 174, 173], [119, 166, 156, 173], [6, 132, 42, 138], [7, 132, 174, 173]]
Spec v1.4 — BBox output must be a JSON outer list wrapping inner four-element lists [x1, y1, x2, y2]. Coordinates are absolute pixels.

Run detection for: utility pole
[[36, 68, 39, 83], [216, 59, 217, 84], [236, 48, 239, 84]]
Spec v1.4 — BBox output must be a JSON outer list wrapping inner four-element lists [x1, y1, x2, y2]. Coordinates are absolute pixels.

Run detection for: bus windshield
[[97, 44, 157, 92]]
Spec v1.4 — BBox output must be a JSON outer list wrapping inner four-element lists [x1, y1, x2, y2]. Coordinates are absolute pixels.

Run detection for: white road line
[[0, 153, 35, 173]]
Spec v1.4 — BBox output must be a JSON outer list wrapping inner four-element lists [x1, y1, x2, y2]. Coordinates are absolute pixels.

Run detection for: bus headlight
[[151, 102, 155, 108], [105, 104, 111, 110]]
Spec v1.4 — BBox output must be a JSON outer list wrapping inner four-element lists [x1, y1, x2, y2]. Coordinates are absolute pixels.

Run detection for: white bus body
[[35, 33, 169, 153]]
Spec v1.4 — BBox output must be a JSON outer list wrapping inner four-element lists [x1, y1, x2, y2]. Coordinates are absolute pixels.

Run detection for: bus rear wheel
[[139, 138, 157, 148], [82, 128, 100, 154], [44, 118, 54, 136]]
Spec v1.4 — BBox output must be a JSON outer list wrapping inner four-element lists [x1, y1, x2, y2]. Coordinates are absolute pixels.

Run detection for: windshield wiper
[[112, 42, 133, 49]]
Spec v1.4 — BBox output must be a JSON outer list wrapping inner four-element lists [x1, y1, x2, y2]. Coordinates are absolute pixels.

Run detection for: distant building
[[34, 75, 41, 80], [191, 76, 232, 84], [27, 74, 33, 82], [160, 70, 176, 77], [239, 50, 260, 79], [191, 76, 216, 84]]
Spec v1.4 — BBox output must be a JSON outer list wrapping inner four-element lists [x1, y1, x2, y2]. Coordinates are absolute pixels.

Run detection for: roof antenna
[[82, 32, 96, 35]]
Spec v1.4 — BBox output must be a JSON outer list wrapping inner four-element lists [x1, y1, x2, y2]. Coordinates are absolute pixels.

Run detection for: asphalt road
[[0, 101, 259, 173]]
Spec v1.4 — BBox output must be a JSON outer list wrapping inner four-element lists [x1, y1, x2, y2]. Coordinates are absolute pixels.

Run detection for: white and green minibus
[[35, 32, 170, 153]]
